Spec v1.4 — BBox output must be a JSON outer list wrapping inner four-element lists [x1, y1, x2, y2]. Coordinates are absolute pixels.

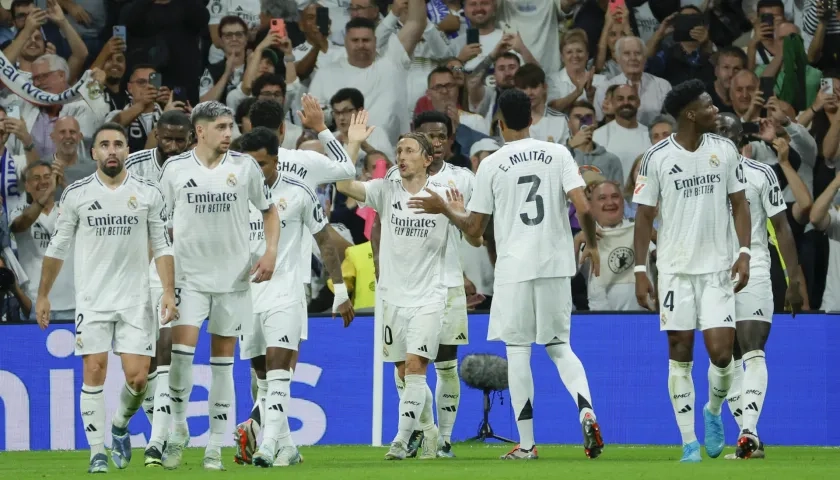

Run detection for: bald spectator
[[46, 117, 95, 200]]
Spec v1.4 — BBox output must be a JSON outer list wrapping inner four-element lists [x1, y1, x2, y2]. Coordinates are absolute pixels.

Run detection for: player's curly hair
[[662, 79, 707, 119]]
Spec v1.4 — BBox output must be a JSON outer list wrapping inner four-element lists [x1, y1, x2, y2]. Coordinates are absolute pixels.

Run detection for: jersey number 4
[[517, 175, 544, 226]]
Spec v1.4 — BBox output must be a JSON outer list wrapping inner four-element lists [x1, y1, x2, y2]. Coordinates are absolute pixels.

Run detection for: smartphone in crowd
[[821, 77, 834, 95], [113, 25, 127, 42], [270, 18, 287, 38], [316, 7, 330, 37], [6, 104, 19, 119], [466, 28, 479, 45], [149, 72, 162, 89], [173, 87, 188, 103]]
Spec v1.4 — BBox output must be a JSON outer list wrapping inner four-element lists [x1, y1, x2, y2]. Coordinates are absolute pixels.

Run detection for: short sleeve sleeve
[[247, 157, 271, 212], [727, 145, 747, 194], [8, 203, 26, 223], [760, 165, 787, 219], [303, 196, 329, 235], [467, 158, 494, 215], [362, 179, 388, 213], [558, 145, 586, 194], [633, 148, 661, 207]]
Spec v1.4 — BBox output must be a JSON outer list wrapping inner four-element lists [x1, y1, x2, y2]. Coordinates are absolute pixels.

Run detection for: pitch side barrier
[[1, 312, 837, 450]]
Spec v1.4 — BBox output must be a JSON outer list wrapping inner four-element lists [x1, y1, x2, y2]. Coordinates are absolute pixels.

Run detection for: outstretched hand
[[297, 94, 327, 131], [407, 188, 448, 215], [347, 110, 376, 144]]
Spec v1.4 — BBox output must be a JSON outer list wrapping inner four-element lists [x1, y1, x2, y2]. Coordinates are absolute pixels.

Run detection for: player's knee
[[404, 355, 429, 375], [435, 345, 458, 362], [667, 339, 693, 362], [708, 350, 733, 368], [127, 371, 148, 392]]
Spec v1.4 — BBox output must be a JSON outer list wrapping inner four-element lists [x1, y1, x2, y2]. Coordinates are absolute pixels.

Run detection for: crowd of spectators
[[0, 0, 838, 322]]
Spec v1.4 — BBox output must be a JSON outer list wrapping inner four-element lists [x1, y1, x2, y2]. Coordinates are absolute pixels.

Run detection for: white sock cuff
[[506, 344, 531, 356], [172, 344, 196, 356], [124, 382, 141, 396], [257, 378, 269, 390], [709, 359, 733, 375], [742, 350, 765, 363], [435, 359, 458, 370], [81, 384, 104, 396], [267, 369, 291, 382], [668, 360, 693, 375], [209, 356, 234, 367], [404, 374, 426, 386], [734, 358, 743, 369], [156, 365, 170, 375], [147, 370, 158, 381]]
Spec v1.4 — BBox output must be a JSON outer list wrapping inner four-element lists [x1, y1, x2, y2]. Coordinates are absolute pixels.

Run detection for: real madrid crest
[[127, 196, 138, 210], [276, 198, 287, 211], [227, 173, 237, 187], [448, 179, 456, 188], [709, 154, 720, 167]]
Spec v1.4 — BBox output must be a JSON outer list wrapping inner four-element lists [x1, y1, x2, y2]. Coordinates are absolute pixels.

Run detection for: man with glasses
[[248, 73, 303, 149], [206, 0, 261, 64], [329, 87, 393, 172], [200, 16, 250, 104], [105, 65, 178, 152]]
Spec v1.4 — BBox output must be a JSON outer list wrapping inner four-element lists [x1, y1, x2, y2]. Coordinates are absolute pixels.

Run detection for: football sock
[[113, 382, 146, 429], [435, 360, 460, 444], [419, 384, 435, 432], [395, 374, 426, 444], [740, 350, 767, 435], [506, 345, 535, 450], [168, 344, 195, 442], [148, 365, 171, 452], [668, 360, 697, 445], [143, 370, 158, 425], [262, 369, 294, 454], [207, 356, 235, 455], [394, 366, 405, 397], [726, 358, 744, 431], [80, 384, 106, 460], [545, 343, 595, 423], [249, 378, 268, 430], [707, 359, 734, 415]]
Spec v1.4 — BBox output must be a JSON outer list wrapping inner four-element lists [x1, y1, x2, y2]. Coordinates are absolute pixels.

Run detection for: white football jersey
[[249, 174, 328, 313], [363, 178, 451, 307], [732, 156, 787, 277], [46, 172, 172, 311], [10, 204, 75, 310], [275, 131, 356, 285], [387, 162, 475, 287], [126, 148, 166, 289], [159, 149, 271, 293], [633, 133, 746, 275], [468, 138, 585, 284]]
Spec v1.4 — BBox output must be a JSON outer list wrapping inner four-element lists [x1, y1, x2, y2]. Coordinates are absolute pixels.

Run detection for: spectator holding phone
[[566, 100, 624, 186], [104, 65, 170, 152], [645, 7, 716, 87]]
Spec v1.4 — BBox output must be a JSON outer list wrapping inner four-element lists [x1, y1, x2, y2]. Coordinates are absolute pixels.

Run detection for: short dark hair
[[236, 97, 258, 125], [569, 100, 596, 114], [92, 122, 128, 145], [252, 73, 286, 98], [21, 160, 51, 183], [11, 0, 35, 17], [427, 65, 453, 86], [679, 5, 703, 15], [498, 89, 531, 131], [662, 79, 707, 119], [496, 52, 521, 66], [219, 15, 248, 34], [345, 17, 376, 33], [330, 88, 365, 109], [158, 110, 191, 130], [757, 0, 785, 11], [238, 127, 280, 154], [249, 99, 285, 131], [413, 110, 453, 138], [716, 46, 748, 67], [130, 64, 157, 79], [513, 63, 546, 89]]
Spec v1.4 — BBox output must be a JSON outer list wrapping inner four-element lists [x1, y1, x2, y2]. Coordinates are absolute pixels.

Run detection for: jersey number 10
[[518, 175, 545, 226]]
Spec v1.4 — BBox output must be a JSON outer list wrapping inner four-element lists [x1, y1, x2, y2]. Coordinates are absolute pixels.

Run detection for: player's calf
[[111, 354, 151, 469]]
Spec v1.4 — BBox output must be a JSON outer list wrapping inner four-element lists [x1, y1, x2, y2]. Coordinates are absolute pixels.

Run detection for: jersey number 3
[[517, 175, 544, 226]]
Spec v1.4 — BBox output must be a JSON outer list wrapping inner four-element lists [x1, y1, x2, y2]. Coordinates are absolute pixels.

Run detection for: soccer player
[[124, 110, 192, 465], [408, 89, 605, 461], [35, 123, 177, 473], [377, 111, 482, 458], [632, 79, 752, 463], [715, 113, 804, 458], [336, 115, 452, 461], [235, 127, 354, 467], [157, 101, 280, 471], [232, 95, 357, 463]]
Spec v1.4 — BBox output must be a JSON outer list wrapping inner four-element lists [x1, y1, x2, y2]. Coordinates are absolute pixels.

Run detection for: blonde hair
[[561, 28, 589, 52]]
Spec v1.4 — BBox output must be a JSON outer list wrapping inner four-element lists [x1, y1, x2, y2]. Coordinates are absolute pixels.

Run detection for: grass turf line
[[1, 444, 839, 479]]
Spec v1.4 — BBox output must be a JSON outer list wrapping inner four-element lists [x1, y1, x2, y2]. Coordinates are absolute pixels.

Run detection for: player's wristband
[[634, 265, 646, 273], [332, 283, 350, 312], [739, 247, 752, 257]]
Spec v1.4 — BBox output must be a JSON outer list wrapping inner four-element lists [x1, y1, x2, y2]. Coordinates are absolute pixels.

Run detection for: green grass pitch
[[2, 443, 840, 479]]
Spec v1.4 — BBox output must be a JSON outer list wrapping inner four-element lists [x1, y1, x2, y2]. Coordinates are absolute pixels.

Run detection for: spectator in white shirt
[[593, 83, 651, 177], [451, 0, 504, 71], [594, 36, 671, 127], [206, 0, 262, 64], [309, 0, 427, 145], [199, 15, 249, 104], [547, 28, 606, 114], [425, 65, 488, 134], [810, 171, 840, 311], [293, 2, 346, 83], [9, 160, 74, 322], [495, 0, 563, 72], [328, 87, 394, 172], [513, 63, 570, 144]]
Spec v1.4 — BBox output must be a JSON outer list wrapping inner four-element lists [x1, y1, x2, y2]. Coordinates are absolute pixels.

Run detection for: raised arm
[[397, 0, 428, 56], [810, 171, 840, 231]]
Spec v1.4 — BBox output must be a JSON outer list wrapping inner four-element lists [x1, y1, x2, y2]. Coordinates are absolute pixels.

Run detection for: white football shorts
[[489, 277, 572, 345], [240, 298, 308, 360], [380, 298, 444, 363], [440, 285, 469, 345], [74, 303, 155, 357], [735, 274, 773, 323], [172, 289, 252, 337], [658, 270, 736, 331]]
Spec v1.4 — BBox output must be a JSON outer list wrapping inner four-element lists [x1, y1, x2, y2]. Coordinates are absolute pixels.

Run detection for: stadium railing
[[1, 312, 838, 450]]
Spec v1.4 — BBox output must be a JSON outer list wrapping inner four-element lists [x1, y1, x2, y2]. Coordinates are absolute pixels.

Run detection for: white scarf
[[0, 50, 96, 106]]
